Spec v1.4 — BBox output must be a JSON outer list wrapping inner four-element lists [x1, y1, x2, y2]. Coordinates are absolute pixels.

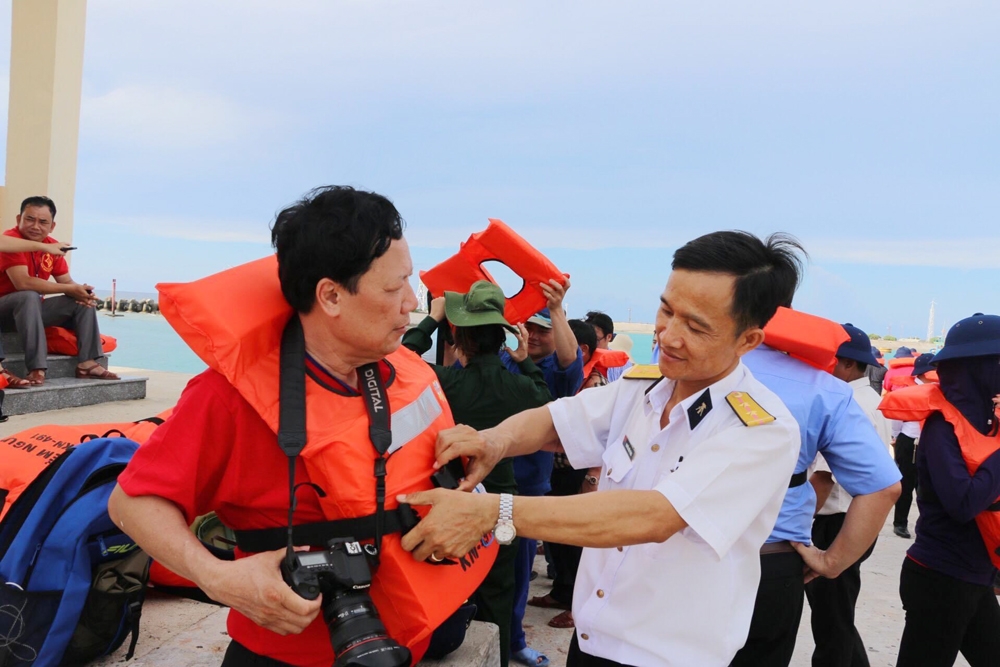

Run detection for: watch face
[[495, 522, 516, 544]]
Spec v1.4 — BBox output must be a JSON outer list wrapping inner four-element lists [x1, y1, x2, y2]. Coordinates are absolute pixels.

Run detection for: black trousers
[[471, 538, 518, 667], [893, 434, 918, 528], [567, 633, 635, 667], [804, 513, 876, 667], [729, 551, 804, 667], [547, 467, 587, 604], [896, 558, 1000, 667], [221, 641, 292, 666]]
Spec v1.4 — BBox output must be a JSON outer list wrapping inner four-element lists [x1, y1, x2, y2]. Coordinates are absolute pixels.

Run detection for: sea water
[[102, 316, 657, 375]]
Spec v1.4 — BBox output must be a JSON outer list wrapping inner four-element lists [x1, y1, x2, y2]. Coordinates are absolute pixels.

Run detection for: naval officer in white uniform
[[400, 231, 804, 666]]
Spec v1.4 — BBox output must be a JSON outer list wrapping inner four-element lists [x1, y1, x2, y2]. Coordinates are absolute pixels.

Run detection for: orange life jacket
[[762, 307, 851, 373], [418, 218, 566, 325], [44, 326, 118, 355], [582, 348, 631, 384], [0, 414, 169, 521], [879, 384, 1000, 569], [157, 256, 497, 661]]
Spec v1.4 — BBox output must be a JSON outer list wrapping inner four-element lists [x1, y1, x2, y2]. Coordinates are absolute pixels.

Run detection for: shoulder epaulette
[[725, 391, 776, 427], [623, 364, 662, 380]]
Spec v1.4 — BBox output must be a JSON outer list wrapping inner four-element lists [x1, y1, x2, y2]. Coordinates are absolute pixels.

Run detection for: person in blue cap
[[891, 314, 1000, 666], [733, 305, 902, 666], [805, 324, 893, 667], [892, 352, 937, 539]]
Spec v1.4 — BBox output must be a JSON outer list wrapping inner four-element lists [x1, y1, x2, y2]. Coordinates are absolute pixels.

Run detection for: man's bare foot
[[75, 363, 120, 380], [26, 369, 45, 386]]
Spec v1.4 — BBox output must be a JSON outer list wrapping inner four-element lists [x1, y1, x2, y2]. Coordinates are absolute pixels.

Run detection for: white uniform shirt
[[812, 376, 894, 515], [548, 362, 800, 666], [890, 377, 924, 440]]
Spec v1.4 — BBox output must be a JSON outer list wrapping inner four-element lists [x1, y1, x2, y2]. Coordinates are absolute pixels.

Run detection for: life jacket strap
[[233, 504, 420, 554]]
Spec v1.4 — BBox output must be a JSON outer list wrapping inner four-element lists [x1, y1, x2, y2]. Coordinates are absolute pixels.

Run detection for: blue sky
[[2, 1, 997, 337]]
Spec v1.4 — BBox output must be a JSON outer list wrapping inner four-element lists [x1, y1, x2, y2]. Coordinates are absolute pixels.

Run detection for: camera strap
[[278, 315, 394, 566]]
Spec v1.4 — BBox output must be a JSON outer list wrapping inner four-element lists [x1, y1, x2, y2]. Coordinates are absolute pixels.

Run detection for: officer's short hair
[[671, 231, 806, 334], [271, 186, 404, 313]]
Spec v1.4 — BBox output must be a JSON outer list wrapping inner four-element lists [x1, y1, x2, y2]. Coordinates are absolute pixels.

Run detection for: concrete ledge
[[3, 375, 147, 416], [92, 595, 499, 666]]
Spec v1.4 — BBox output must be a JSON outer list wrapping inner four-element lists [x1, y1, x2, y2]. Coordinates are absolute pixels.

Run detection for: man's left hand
[[791, 542, 843, 583], [397, 489, 498, 562]]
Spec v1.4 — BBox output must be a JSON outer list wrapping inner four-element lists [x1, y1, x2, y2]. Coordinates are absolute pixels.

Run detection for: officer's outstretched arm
[[108, 485, 322, 635]]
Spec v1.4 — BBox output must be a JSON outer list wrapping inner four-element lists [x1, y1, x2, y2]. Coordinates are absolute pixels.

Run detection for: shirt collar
[[848, 377, 871, 390], [643, 361, 749, 430]]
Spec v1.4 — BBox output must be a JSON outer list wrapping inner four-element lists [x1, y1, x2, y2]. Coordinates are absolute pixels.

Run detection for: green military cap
[[444, 280, 518, 334]]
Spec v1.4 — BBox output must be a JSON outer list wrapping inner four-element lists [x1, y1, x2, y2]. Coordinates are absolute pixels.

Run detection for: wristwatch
[[584, 474, 599, 486], [494, 493, 516, 545]]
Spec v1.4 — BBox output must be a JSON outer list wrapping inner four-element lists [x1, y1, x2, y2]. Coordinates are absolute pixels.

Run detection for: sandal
[[511, 647, 549, 667], [547, 609, 575, 629], [26, 369, 45, 386], [527, 594, 570, 610], [75, 364, 120, 381], [0, 367, 31, 389]]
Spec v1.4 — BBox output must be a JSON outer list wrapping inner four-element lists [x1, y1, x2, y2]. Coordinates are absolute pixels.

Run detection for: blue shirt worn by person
[[744, 345, 902, 544], [501, 348, 585, 496]]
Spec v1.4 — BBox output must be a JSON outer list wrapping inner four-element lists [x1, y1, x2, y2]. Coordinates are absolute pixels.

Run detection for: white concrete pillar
[[3, 0, 87, 247]]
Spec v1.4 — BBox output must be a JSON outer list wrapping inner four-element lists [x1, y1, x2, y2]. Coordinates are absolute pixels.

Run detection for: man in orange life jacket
[[108, 186, 448, 666], [584, 310, 632, 382]]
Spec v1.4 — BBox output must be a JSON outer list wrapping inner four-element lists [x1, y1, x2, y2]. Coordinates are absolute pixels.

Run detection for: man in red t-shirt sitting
[[0, 195, 118, 385]]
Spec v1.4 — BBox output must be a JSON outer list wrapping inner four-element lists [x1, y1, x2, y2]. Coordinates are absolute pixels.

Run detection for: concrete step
[[3, 353, 108, 379], [2, 375, 147, 416]]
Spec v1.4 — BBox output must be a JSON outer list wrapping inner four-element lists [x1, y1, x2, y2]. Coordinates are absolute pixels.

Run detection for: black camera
[[283, 538, 412, 667]]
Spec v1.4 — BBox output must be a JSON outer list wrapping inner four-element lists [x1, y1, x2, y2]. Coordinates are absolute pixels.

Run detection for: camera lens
[[324, 589, 411, 667]]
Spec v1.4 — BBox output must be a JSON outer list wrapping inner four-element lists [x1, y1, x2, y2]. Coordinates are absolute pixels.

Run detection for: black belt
[[789, 470, 808, 488], [234, 504, 419, 553]]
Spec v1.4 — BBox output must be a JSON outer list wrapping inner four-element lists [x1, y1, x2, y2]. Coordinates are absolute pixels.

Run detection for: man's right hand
[[435, 425, 506, 492], [200, 549, 322, 636], [65, 282, 97, 307]]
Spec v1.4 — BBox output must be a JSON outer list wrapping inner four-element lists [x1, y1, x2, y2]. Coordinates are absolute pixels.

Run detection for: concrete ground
[[3, 369, 974, 666]]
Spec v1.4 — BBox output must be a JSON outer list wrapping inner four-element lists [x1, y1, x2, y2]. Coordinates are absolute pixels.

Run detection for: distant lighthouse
[[927, 300, 936, 342]]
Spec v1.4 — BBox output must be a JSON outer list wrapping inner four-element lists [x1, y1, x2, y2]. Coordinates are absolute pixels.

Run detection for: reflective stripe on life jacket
[[0, 414, 169, 521], [879, 384, 1000, 569], [158, 257, 497, 661], [582, 348, 631, 384], [762, 307, 851, 373], [418, 218, 566, 325]]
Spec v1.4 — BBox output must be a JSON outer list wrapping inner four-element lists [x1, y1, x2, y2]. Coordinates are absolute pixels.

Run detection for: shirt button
[[581, 633, 590, 640], [607, 468, 612, 476], [597, 590, 605, 598], [651, 444, 660, 452]]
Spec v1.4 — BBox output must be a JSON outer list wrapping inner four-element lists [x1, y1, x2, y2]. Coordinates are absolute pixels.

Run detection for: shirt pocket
[[601, 441, 635, 488]]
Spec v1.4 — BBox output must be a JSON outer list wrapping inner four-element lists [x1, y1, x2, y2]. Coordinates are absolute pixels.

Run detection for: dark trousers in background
[[547, 467, 587, 605], [896, 558, 1000, 666], [805, 512, 876, 667], [567, 633, 635, 667], [510, 534, 537, 654], [893, 434, 918, 529], [0, 293, 102, 369], [471, 538, 518, 667], [729, 550, 804, 667]]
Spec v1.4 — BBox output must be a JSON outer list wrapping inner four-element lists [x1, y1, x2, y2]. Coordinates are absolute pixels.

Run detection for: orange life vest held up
[[582, 348, 631, 384], [0, 414, 169, 521], [879, 383, 1000, 569], [158, 256, 498, 662], [419, 218, 566, 325], [762, 307, 851, 374]]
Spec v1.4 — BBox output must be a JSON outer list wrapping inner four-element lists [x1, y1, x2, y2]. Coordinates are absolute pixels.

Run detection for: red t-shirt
[[118, 369, 335, 666], [0, 228, 69, 297]]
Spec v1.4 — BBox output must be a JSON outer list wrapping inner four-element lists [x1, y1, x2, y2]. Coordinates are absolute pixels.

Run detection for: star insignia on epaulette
[[725, 391, 775, 427]]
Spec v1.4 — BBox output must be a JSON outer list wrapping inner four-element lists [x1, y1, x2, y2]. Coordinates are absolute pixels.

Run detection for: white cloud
[[80, 86, 274, 151], [807, 238, 1000, 269]]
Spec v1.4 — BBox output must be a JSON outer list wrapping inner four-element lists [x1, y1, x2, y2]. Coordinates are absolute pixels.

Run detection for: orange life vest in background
[[158, 257, 498, 661], [0, 414, 169, 521], [419, 218, 566, 325], [762, 307, 851, 373], [879, 384, 1000, 569], [45, 326, 118, 356], [583, 348, 631, 383]]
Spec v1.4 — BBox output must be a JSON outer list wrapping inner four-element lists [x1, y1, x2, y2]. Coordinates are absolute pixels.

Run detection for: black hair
[[584, 311, 614, 338], [671, 231, 806, 333], [569, 319, 598, 354], [20, 196, 56, 218], [271, 186, 404, 313], [837, 356, 868, 373], [453, 324, 507, 358]]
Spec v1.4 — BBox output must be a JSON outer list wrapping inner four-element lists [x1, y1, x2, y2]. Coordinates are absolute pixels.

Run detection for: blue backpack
[[0, 437, 148, 667]]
